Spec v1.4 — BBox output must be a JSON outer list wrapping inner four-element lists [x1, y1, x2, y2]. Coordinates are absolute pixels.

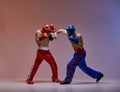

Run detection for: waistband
[[74, 48, 84, 53], [38, 47, 49, 50]]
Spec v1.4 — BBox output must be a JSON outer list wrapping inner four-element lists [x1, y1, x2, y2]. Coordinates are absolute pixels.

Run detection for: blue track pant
[[64, 48, 102, 83]]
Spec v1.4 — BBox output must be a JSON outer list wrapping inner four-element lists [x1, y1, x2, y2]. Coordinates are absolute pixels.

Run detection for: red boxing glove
[[39, 33, 48, 40], [49, 24, 57, 32]]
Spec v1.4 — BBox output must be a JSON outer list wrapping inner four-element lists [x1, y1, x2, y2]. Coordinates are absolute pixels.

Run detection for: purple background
[[0, 0, 120, 81]]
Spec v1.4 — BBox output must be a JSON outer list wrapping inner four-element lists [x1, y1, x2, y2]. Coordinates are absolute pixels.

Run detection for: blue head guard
[[65, 25, 75, 35]]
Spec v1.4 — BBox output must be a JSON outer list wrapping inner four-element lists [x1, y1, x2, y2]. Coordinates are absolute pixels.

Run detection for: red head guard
[[41, 24, 57, 33], [42, 24, 51, 33]]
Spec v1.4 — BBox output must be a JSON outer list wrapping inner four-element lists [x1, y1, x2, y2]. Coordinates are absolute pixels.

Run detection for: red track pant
[[27, 49, 58, 81]]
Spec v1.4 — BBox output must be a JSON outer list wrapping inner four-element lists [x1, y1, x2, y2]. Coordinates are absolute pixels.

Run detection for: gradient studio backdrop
[[0, 0, 120, 81]]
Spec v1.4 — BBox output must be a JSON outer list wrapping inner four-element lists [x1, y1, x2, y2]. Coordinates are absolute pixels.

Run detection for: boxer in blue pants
[[57, 25, 104, 84], [65, 48, 103, 83]]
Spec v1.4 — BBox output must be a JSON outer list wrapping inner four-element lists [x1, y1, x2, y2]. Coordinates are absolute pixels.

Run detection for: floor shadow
[[71, 81, 107, 85], [34, 80, 52, 83], [11, 79, 52, 84]]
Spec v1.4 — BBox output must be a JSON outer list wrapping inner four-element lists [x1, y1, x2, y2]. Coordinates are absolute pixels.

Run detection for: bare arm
[[57, 29, 68, 35], [49, 32, 57, 39], [35, 30, 41, 45], [77, 34, 83, 47]]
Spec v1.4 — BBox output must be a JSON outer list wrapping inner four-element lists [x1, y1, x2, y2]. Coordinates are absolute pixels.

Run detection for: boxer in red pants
[[26, 24, 61, 84]]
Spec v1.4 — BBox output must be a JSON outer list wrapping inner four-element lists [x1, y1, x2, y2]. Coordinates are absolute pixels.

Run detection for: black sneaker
[[96, 73, 104, 83], [60, 80, 70, 85]]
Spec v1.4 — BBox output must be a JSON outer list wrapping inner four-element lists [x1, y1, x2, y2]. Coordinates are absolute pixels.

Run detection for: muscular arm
[[35, 30, 41, 45], [77, 34, 83, 47], [49, 32, 57, 40], [57, 29, 68, 35], [57, 29, 83, 47]]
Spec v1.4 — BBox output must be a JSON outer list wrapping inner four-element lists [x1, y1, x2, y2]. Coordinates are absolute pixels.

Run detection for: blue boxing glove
[[69, 35, 78, 44]]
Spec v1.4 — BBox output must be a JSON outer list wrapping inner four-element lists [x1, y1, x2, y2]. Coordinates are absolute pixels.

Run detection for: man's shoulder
[[36, 29, 41, 32], [35, 29, 42, 34], [76, 33, 82, 37]]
